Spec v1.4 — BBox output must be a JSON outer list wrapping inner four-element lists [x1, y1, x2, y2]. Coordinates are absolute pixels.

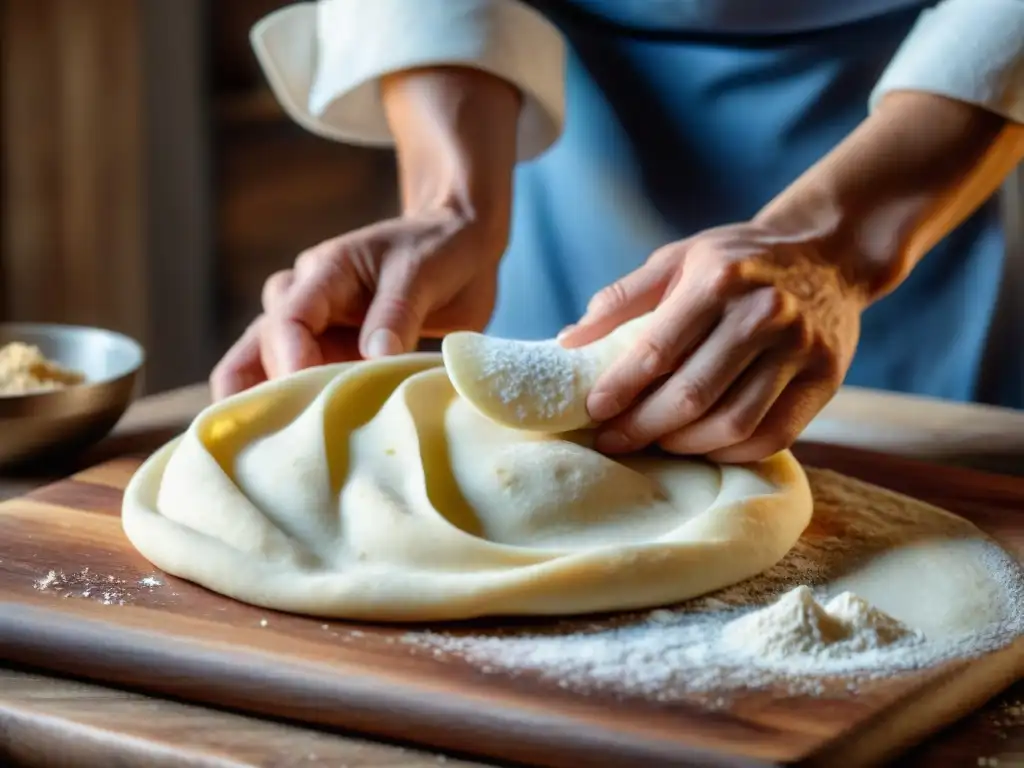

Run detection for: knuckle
[[788, 314, 815, 354], [591, 281, 631, 315], [294, 247, 321, 275], [717, 412, 756, 444], [616, 420, 651, 446], [649, 242, 683, 268], [760, 285, 793, 322], [705, 259, 744, 298], [634, 336, 675, 377], [685, 240, 717, 264], [744, 286, 797, 336], [261, 270, 294, 311], [666, 380, 712, 420], [373, 293, 423, 327]]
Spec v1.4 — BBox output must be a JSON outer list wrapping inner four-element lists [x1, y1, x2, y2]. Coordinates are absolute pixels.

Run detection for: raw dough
[[443, 314, 651, 432], [122, 353, 812, 622]]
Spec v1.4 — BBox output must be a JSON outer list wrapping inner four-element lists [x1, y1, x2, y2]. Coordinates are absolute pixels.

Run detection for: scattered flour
[[34, 568, 166, 605], [982, 693, 1024, 765], [476, 339, 584, 421], [402, 469, 1024, 701]]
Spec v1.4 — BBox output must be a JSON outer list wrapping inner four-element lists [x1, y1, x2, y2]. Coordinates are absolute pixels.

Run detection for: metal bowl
[[0, 323, 145, 469]]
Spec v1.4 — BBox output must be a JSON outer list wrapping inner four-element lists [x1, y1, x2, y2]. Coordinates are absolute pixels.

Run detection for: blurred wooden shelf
[[216, 88, 285, 126]]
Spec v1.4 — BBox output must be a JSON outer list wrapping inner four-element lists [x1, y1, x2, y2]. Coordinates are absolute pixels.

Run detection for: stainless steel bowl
[[0, 323, 145, 469]]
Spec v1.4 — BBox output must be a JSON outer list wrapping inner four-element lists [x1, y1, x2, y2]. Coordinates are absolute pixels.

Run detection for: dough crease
[[123, 354, 812, 621]]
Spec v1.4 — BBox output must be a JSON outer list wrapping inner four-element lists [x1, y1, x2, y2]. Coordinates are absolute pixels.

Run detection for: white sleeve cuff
[[250, 0, 567, 161], [870, 0, 1024, 123]]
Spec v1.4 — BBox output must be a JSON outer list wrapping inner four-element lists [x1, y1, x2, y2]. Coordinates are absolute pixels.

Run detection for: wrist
[[755, 92, 1007, 303], [382, 66, 521, 246]]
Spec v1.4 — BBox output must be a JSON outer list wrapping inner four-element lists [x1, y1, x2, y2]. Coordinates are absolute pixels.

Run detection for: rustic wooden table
[[2, 383, 1023, 768]]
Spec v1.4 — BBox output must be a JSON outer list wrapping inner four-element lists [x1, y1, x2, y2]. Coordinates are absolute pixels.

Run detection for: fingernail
[[556, 324, 576, 341], [596, 430, 631, 453], [365, 329, 404, 359], [588, 391, 620, 422]]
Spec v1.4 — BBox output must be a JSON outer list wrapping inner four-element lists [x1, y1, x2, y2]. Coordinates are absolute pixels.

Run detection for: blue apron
[[486, 1, 1013, 408]]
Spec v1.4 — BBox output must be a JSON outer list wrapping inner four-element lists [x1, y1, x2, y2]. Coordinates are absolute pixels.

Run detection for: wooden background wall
[[1, 0, 147, 358], [211, 0, 398, 346], [1, 0, 398, 393]]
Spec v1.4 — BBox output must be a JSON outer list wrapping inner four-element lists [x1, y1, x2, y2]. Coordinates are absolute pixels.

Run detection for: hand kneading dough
[[443, 314, 652, 432], [122, 353, 812, 622]]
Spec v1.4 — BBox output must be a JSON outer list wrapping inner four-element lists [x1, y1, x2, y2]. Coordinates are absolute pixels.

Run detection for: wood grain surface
[[0, 665, 487, 768], [0, 445, 1022, 768]]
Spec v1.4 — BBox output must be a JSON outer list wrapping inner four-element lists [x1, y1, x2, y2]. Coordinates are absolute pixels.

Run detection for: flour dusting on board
[[34, 567, 166, 606], [720, 585, 920, 661], [477, 339, 585, 421], [403, 469, 1024, 700]]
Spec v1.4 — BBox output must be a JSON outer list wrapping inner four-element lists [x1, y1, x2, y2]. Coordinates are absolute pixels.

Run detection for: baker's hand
[[210, 66, 521, 401], [210, 211, 507, 400], [559, 223, 866, 463]]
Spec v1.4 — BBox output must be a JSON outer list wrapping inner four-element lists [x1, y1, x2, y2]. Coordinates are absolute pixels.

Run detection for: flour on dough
[[442, 314, 651, 432], [122, 353, 812, 622]]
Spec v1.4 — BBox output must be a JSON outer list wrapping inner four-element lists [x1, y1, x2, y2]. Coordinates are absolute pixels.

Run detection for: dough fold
[[123, 354, 813, 621]]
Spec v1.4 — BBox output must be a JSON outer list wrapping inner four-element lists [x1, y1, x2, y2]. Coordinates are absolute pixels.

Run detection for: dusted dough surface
[[122, 354, 813, 622], [443, 314, 651, 432]]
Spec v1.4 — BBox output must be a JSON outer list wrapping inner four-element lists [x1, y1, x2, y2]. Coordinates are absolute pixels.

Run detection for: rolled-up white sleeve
[[870, 0, 1024, 123], [249, 0, 566, 161]]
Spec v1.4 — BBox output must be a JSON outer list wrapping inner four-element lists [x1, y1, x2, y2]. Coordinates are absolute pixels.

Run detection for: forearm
[[381, 67, 521, 234], [250, 0, 565, 160], [756, 92, 1024, 302]]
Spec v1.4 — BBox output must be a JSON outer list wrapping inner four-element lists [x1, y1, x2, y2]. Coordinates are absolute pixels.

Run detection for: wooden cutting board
[[0, 442, 1022, 768]]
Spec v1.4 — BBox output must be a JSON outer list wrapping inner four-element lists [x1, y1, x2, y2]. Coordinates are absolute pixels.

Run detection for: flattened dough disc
[[123, 353, 813, 622]]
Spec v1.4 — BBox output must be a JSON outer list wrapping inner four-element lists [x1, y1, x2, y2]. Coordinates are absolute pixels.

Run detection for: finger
[[657, 350, 804, 458], [594, 316, 776, 453], [359, 255, 435, 359], [264, 247, 366, 376], [283, 249, 365, 333], [259, 320, 362, 382], [707, 374, 836, 464], [584, 285, 720, 423], [558, 260, 671, 349], [261, 270, 294, 313], [209, 317, 268, 401], [260, 311, 325, 379]]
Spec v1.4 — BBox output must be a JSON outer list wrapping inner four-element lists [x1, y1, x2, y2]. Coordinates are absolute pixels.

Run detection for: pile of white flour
[[402, 469, 1024, 700], [719, 585, 919, 661]]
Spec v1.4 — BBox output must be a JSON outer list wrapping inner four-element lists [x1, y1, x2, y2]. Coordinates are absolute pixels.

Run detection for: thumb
[[559, 260, 669, 348], [359, 257, 435, 358]]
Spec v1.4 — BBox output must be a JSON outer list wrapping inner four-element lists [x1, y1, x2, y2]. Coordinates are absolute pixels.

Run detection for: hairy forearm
[[757, 91, 1024, 302], [381, 66, 522, 238]]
